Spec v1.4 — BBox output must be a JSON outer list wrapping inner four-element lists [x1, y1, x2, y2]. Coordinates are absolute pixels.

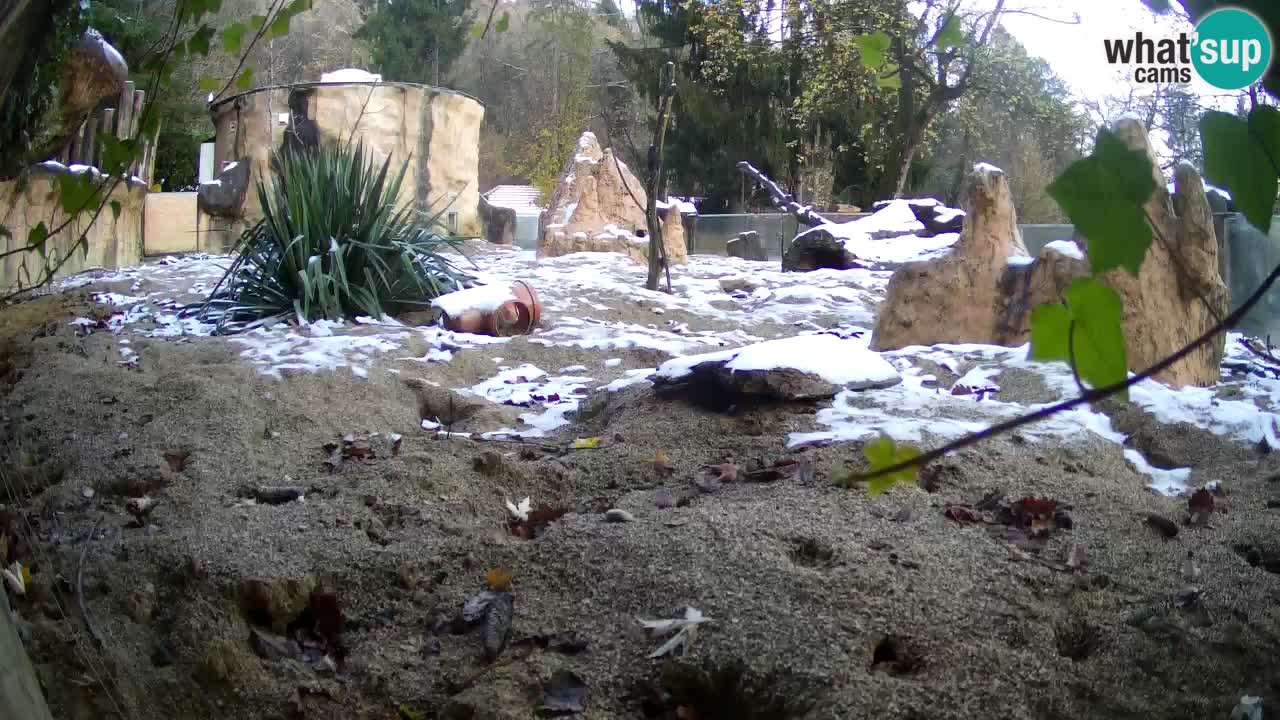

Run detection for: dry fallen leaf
[[571, 437, 603, 449], [654, 450, 676, 477], [162, 449, 190, 473], [486, 567, 513, 592]]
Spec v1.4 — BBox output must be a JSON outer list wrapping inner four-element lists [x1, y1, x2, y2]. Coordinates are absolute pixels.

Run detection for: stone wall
[[205, 82, 484, 251], [143, 191, 199, 255], [0, 166, 144, 295]]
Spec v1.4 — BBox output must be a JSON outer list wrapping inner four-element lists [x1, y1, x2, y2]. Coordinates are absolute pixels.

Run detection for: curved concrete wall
[[206, 82, 484, 251]]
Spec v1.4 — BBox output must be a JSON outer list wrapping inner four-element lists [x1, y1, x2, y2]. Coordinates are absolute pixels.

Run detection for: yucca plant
[[188, 141, 470, 334]]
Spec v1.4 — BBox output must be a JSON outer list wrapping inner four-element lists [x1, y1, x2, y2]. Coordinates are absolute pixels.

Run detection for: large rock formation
[[870, 118, 1229, 389], [537, 132, 688, 265]]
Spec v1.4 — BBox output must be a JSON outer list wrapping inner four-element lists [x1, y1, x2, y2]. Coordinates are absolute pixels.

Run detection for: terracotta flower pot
[[440, 281, 543, 337]]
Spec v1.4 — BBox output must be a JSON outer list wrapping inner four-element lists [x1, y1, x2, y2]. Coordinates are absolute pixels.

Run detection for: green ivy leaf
[[250, 14, 267, 31], [138, 111, 161, 139], [854, 32, 891, 70], [862, 435, 921, 496], [1202, 109, 1279, 233], [1064, 278, 1129, 399], [27, 222, 48, 250], [187, 24, 215, 56], [199, 75, 221, 92], [100, 136, 139, 176], [876, 69, 902, 89], [1047, 129, 1155, 276], [1029, 303, 1070, 362], [57, 173, 96, 215], [236, 67, 255, 90], [222, 22, 247, 54], [269, 11, 292, 38], [495, 10, 510, 33], [935, 14, 964, 50], [286, 0, 312, 14], [110, 201, 122, 222], [469, 23, 485, 39]]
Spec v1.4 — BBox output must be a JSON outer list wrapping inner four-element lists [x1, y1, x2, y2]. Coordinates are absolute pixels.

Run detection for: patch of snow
[[934, 207, 964, 224], [849, 200, 925, 236], [200, 179, 222, 186], [431, 283, 516, 318], [1124, 449, 1192, 496], [1006, 255, 1036, 267], [604, 358, 622, 368], [656, 334, 900, 388], [37, 161, 68, 173], [601, 368, 655, 392], [223, 161, 238, 172], [973, 162, 1004, 175], [320, 68, 382, 83], [1043, 240, 1084, 260]]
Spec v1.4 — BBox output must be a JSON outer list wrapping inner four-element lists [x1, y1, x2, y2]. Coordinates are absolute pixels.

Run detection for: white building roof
[[486, 185, 544, 215]]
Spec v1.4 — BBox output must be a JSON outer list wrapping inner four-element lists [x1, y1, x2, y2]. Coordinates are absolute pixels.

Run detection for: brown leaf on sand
[[509, 507, 569, 540], [654, 451, 676, 477], [1189, 488, 1215, 515], [944, 502, 978, 524], [485, 567, 513, 591], [309, 589, 346, 654], [162, 449, 190, 473], [703, 463, 738, 484]]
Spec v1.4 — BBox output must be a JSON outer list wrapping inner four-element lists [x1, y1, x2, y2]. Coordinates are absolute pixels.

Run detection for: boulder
[[872, 197, 965, 236], [726, 230, 767, 260], [479, 194, 516, 245], [782, 226, 866, 272], [196, 159, 251, 219], [653, 334, 901, 401], [537, 132, 688, 265], [870, 164, 1037, 351], [870, 119, 1228, 389]]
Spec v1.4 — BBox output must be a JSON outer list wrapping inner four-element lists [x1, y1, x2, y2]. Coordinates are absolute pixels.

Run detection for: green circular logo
[[1192, 8, 1273, 90]]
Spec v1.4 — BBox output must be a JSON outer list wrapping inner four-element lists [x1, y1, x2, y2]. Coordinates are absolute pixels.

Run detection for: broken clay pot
[[442, 281, 543, 337]]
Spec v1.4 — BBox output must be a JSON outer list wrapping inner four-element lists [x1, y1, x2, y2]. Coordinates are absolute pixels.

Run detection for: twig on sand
[[77, 514, 107, 650]]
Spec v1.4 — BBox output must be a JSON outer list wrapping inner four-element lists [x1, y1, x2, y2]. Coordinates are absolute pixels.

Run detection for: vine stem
[[851, 255, 1280, 482]]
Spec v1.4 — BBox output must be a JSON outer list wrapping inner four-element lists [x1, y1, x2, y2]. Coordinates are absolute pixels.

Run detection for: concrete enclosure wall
[[0, 167, 144, 295], [143, 192, 199, 255], [206, 82, 484, 252]]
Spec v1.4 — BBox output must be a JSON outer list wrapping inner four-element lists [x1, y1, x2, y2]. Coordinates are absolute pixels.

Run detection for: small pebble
[[81, 487, 95, 499], [654, 488, 675, 509], [604, 509, 636, 523]]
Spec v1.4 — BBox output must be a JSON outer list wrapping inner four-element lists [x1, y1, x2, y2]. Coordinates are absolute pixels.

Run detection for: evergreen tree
[[357, 0, 473, 85]]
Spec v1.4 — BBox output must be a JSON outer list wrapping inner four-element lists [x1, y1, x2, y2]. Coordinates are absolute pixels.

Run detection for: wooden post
[[644, 62, 677, 292], [129, 89, 146, 175], [145, 121, 160, 186], [83, 116, 98, 170], [99, 108, 115, 169], [116, 80, 135, 139], [67, 120, 84, 166]]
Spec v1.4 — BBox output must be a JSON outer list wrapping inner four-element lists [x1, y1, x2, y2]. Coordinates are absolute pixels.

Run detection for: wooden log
[[116, 80, 135, 138], [735, 161, 832, 228]]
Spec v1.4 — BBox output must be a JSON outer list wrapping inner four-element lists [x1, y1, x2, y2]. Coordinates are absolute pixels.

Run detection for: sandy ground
[[4, 244, 1280, 720]]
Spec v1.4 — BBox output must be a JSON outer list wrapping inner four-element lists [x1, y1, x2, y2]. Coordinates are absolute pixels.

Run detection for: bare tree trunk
[[645, 62, 677, 292]]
